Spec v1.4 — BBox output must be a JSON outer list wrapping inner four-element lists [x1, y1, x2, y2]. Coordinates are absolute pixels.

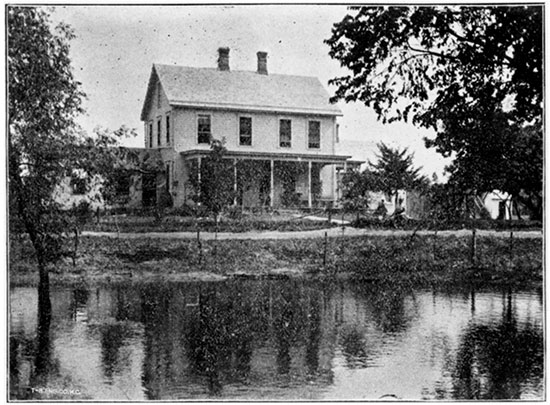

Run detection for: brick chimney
[[218, 47, 230, 71], [257, 51, 268, 75]]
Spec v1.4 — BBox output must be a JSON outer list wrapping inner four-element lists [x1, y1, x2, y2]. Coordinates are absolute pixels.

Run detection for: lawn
[[10, 232, 542, 288]]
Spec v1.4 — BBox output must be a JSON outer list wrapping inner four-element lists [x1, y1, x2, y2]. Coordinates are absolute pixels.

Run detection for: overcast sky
[[50, 5, 451, 178]]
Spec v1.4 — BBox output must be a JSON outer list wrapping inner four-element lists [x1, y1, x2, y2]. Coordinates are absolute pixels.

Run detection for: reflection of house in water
[[9, 282, 544, 400]]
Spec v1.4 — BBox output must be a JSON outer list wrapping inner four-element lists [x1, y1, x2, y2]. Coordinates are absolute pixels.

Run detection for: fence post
[[432, 230, 438, 261], [509, 230, 514, 263], [470, 228, 477, 265], [323, 231, 328, 270], [197, 229, 202, 265]]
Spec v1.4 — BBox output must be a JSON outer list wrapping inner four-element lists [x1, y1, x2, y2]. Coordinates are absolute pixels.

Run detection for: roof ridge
[[153, 63, 320, 80]]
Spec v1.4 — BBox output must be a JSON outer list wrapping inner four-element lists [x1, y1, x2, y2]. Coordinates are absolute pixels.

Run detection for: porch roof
[[180, 149, 358, 164]]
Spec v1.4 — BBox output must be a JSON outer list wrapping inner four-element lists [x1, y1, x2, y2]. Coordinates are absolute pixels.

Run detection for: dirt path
[[82, 227, 542, 241]]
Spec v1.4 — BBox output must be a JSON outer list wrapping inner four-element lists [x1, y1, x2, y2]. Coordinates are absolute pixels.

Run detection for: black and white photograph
[[7, 4, 543, 401]]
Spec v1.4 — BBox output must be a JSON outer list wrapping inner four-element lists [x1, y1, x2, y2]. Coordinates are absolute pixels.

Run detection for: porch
[[180, 150, 357, 209]]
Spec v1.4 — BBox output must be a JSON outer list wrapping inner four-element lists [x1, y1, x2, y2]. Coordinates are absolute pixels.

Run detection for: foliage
[[340, 168, 374, 213], [8, 8, 157, 276], [274, 162, 304, 207], [369, 142, 427, 205], [274, 161, 322, 207], [444, 121, 542, 220], [236, 160, 270, 206], [340, 143, 426, 214], [326, 6, 542, 219], [8, 6, 87, 273], [188, 139, 235, 220]]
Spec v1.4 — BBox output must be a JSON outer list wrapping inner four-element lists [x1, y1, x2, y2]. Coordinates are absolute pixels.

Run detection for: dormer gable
[[140, 65, 166, 121]]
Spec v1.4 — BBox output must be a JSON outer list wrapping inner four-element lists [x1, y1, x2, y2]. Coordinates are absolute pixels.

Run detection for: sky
[[49, 5, 452, 178]]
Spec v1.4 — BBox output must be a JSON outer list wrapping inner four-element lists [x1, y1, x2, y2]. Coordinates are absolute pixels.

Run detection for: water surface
[[10, 280, 544, 400]]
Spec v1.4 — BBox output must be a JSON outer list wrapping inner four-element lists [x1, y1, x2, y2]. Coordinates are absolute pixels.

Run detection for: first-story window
[[148, 122, 153, 148], [198, 114, 211, 144], [165, 161, 173, 192], [279, 119, 291, 148], [239, 117, 252, 146], [308, 120, 321, 149]]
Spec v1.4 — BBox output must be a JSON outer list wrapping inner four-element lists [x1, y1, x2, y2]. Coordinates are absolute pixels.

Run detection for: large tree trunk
[[33, 274, 52, 382]]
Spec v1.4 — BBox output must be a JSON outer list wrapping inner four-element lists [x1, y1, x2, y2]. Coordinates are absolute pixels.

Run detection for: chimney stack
[[218, 47, 230, 71], [257, 51, 268, 75]]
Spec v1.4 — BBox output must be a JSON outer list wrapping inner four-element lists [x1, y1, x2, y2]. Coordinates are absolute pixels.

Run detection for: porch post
[[270, 159, 274, 208], [308, 161, 312, 209], [233, 158, 237, 206], [332, 164, 337, 205], [197, 156, 202, 199]]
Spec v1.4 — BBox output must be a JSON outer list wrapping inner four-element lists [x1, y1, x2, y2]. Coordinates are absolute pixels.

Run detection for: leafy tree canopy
[[369, 142, 427, 204], [326, 6, 542, 219], [191, 139, 235, 219], [8, 7, 145, 274]]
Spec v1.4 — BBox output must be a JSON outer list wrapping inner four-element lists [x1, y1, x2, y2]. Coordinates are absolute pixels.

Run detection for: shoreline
[[10, 232, 543, 288], [81, 227, 543, 240]]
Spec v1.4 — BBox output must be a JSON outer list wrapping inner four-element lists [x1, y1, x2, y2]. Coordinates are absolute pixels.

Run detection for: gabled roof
[[140, 64, 342, 120]]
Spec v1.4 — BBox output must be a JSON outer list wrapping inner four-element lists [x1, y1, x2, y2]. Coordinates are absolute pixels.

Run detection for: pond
[[9, 279, 544, 400]]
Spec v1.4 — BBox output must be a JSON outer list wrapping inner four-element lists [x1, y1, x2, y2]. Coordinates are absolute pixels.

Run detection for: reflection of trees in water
[[305, 293, 321, 375], [140, 283, 177, 400], [452, 290, 543, 400], [340, 327, 368, 368], [137, 280, 329, 396], [69, 288, 89, 320], [350, 282, 416, 335], [99, 323, 132, 381], [10, 282, 61, 400]]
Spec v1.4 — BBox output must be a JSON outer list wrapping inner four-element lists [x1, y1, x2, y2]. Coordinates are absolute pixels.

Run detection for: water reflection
[[452, 290, 544, 399], [9, 280, 544, 400]]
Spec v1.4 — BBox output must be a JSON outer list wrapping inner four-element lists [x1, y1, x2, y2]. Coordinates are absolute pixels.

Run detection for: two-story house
[[139, 47, 359, 209]]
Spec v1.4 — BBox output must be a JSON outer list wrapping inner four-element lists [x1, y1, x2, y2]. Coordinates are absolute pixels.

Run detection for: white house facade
[[139, 47, 360, 209]]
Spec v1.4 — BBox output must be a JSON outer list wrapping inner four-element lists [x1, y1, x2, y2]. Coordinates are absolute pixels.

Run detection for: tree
[[8, 8, 139, 314], [190, 139, 235, 224], [8, 6, 87, 298], [326, 6, 542, 219], [340, 168, 374, 219], [369, 142, 426, 207]]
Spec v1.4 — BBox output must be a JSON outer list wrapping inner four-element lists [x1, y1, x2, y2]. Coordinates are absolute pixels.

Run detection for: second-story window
[[148, 122, 153, 148], [198, 114, 211, 144], [308, 120, 321, 149], [279, 119, 291, 148], [166, 114, 171, 145], [239, 117, 252, 146], [157, 118, 162, 146]]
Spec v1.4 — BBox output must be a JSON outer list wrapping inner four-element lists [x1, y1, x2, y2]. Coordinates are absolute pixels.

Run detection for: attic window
[[148, 122, 153, 148], [157, 82, 161, 108], [279, 119, 291, 148], [198, 114, 211, 144]]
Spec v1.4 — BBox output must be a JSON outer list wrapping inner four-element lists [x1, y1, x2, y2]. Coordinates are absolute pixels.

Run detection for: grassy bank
[[10, 232, 542, 288], [82, 213, 337, 233]]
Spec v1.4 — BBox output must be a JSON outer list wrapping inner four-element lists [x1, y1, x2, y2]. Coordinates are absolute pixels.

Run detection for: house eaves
[[169, 100, 343, 117]]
